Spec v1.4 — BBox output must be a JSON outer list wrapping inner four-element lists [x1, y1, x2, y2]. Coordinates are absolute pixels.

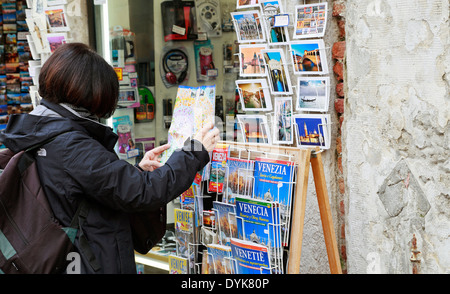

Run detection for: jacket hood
[[0, 100, 118, 153]]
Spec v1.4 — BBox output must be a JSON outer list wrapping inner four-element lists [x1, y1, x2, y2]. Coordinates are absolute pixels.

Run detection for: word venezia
[[257, 162, 288, 175]]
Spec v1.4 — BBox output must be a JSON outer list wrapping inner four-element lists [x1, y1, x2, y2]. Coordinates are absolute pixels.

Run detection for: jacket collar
[[40, 99, 118, 152]]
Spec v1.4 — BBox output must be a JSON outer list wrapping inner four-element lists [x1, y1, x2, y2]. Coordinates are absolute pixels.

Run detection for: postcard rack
[[217, 141, 342, 274]]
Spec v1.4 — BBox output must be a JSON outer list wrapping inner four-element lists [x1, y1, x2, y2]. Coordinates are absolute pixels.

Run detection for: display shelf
[[134, 249, 171, 272]]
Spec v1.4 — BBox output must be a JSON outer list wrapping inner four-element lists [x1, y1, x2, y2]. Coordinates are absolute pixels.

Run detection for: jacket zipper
[[0, 199, 29, 246]]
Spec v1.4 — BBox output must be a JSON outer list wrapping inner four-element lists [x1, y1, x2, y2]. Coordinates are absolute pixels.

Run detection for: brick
[[339, 115, 344, 129], [336, 137, 342, 154], [338, 156, 343, 173], [341, 244, 347, 260], [335, 98, 344, 114], [333, 61, 344, 82], [336, 82, 344, 97], [340, 200, 345, 216], [332, 41, 346, 60], [337, 19, 346, 39], [338, 178, 345, 194], [332, 2, 346, 17]]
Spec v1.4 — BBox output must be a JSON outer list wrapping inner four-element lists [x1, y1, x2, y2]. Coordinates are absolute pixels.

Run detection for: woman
[[0, 43, 219, 273]]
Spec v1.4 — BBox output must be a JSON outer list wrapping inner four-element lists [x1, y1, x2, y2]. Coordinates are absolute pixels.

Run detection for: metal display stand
[[220, 141, 342, 274]]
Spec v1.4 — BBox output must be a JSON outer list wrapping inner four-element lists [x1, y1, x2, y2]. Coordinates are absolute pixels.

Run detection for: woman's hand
[[194, 122, 220, 152], [138, 143, 170, 171]]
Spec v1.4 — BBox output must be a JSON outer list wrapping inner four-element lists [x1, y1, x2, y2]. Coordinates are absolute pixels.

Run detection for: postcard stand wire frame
[[232, 16, 266, 43], [220, 140, 342, 274], [292, 119, 332, 151], [233, 213, 283, 274], [203, 251, 236, 274]]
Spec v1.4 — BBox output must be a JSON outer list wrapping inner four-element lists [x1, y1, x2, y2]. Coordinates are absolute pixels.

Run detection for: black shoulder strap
[[69, 200, 101, 272], [20, 130, 101, 272]]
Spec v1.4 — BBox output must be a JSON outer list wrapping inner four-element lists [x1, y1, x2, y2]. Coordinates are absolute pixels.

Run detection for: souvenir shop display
[[0, 0, 34, 149], [110, 26, 140, 107], [260, 0, 290, 45], [230, 10, 266, 43], [163, 0, 341, 276]]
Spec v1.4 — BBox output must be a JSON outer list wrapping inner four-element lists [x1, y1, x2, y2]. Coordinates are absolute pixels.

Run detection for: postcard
[[2, 3, 16, 15], [206, 244, 234, 274], [32, 0, 48, 15], [3, 24, 17, 33], [293, 2, 328, 39], [236, 0, 259, 9], [169, 255, 188, 274], [237, 114, 271, 145], [5, 52, 18, 63], [26, 16, 51, 54], [17, 21, 28, 32], [239, 44, 267, 77], [235, 79, 272, 112], [47, 32, 67, 53], [296, 76, 330, 112], [47, 0, 68, 6], [3, 13, 17, 24], [261, 48, 293, 95], [212, 201, 237, 246], [293, 113, 330, 149], [260, 0, 290, 45], [26, 35, 40, 60], [273, 96, 294, 145], [231, 10, 266, 43], [289, 39, 329, 75], [45, 6, 70, 32], [224, 157, 255, 204]]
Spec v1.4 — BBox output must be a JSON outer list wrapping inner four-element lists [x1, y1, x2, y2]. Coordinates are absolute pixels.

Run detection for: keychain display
[[113, 114, 138, 159], [193, 40, 217, 82]]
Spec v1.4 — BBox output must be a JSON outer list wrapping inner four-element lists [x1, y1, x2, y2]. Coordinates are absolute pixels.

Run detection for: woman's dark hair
[[38, 43, 119, 118]]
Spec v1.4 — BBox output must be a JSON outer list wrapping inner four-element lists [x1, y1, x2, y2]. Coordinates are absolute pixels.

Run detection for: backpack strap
[[20, 132, 101, 272], [69, 200, 101, 272]]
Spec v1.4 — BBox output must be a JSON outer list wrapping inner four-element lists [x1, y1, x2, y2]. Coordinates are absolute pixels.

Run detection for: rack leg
[[287, 149, 311, 274], [310, 148, 342, 274]]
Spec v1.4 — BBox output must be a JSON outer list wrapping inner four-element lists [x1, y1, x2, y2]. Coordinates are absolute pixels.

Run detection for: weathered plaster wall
[[344, 0, 449, 273], [65, 0, 90, 45]]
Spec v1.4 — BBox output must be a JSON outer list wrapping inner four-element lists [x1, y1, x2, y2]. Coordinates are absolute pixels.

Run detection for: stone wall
[[343, 0, 449, 273], [65, 0, 90, 45]]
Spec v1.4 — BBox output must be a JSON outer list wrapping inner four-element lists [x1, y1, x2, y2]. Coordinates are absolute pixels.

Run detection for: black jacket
[[0, 100, 210, 274]]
